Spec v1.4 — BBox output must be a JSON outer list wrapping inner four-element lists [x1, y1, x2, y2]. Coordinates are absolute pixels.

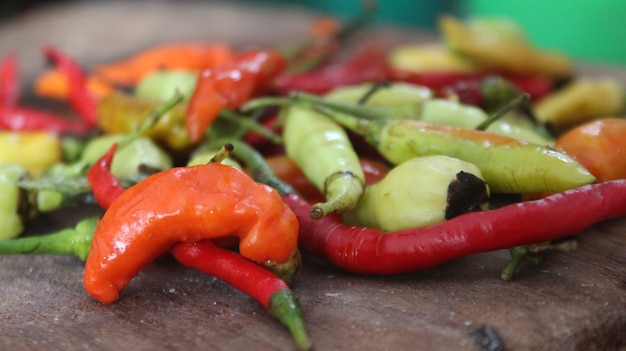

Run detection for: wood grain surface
[[1, 2, 625, 351]]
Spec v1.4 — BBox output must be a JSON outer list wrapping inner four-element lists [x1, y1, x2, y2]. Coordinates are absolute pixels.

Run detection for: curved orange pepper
[[94, 42, 235, 86], [83, 163, 299, 304]]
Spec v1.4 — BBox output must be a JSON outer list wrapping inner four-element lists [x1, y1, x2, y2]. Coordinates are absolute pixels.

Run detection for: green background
[[248, 0, 626, 66]]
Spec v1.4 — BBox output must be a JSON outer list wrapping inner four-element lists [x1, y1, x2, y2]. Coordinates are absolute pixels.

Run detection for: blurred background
[[1, 0, 625, 66]]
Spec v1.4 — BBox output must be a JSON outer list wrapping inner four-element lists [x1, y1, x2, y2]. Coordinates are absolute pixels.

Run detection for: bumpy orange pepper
[[83, 162, 299, 304]]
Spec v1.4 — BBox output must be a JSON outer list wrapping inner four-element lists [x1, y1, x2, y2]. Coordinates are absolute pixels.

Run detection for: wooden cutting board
[[1, 2, 625, 350]]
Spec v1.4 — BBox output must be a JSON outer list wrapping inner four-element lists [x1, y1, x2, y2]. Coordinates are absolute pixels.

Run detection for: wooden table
[[1, 2, 625, 350]]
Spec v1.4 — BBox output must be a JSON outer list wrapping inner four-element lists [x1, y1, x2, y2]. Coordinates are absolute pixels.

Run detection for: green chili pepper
[[324, 81, 433, 105], [320, 107, 595, 194], [135, 69, 198, 102], [342, 155, 489, 231], [0, 164, 33, 240], [0, 216, 99, 261], [293, 89, 554, 145], [98, 91, 192, 153], [80, 135, 173, 179], [282, 104, 365, 219]]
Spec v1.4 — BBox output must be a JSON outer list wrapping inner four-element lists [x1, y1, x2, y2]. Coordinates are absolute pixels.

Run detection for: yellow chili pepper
[[0, 131, 61, 177]]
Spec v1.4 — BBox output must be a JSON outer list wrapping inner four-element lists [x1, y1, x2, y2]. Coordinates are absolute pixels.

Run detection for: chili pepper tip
[[269, 289, 313, 351]]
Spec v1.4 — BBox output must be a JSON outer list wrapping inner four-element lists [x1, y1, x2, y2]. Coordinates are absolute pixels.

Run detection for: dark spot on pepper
[[445, 171, 489, 219]]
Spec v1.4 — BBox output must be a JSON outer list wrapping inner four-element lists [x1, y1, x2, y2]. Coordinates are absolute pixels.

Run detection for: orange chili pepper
[[83, 163, 299, 304], [185, 50, 287, 143], [34, 68, 114, 100], [555, 117, 626, 182], [93, 42, 235, 86]]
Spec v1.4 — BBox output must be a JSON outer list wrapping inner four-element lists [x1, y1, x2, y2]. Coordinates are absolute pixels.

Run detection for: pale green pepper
[[135, 69, 198, 102], [342, 155, 489, 231], [0, 164, 32, 240], [320, 107, 595, 194]]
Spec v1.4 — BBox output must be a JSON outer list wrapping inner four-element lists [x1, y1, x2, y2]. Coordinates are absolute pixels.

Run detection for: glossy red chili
[[391, 69, 554, 103], [283, 179, 626, 275], [171, 241, 312, 350], [87, 143, 125, 210], [0, 52, 19, 107], [0, 106, 90, 134]]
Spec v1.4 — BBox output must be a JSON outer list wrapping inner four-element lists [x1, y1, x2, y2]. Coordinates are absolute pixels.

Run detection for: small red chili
[[390, 68, 554, 103], [42, 45, 99, 127], [0, 106, 91, 134], [171, 240, 312, 351], [0, 52, 20, 107], [86, 142, 125, 210], [283, 179, 626, 275]]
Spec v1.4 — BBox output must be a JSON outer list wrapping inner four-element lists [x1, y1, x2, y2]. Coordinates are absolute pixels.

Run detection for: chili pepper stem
[[118, 90, 184, 148], [269, 289, 313, 351], [208, 138, 298, 196], [310, 170, 364, 219], [501, 246, 540, 281], [501, 238, 579, 281], [219, 109, 283, 144], [241, 96, 293, 113], [0, 216, 99, 261], [207, 143, 234, 164], [475, 93, 530, 131]]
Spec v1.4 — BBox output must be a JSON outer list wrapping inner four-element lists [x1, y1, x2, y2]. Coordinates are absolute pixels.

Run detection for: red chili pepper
[[0, 106, 91, 134], [391, 68, 554, 103], [274, 45, 389, 95], [0, 52, 20, 107], [283, 179, 626, 275], [185, 50, 287, 143], [42, 45, 99, 127], [171, 241, 312, 351], [87, 143, 125, 210]]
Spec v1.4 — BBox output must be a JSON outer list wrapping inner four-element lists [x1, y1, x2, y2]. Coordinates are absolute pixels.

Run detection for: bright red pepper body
[[0, 106, 90, 134], [87, 143, 126, 210], [284, 179, 626, 274], [171, 241, 312, 350], [274, 45, 389, 95], [0, 52, 19, 107]]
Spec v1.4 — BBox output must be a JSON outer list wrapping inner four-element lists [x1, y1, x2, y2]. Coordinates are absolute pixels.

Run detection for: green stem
[[475, 93, 530, 131], [118, 90, 184, 148], [269, 289, 313, 351], [313, 105, 373, 136], [0, 216, 99, 261], [501, 246, 540, 281], [241, 96, 293, 113], [480, 75, 539, 123], [219, 109, 282, 144], [209, 138, 297, 196]]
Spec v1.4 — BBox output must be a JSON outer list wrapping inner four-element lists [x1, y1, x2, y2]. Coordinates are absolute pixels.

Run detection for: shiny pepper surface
[[84, 163, 299, 304]]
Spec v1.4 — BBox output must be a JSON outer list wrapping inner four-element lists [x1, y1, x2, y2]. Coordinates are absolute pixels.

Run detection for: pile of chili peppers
[[2, 11, 626, 351]]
